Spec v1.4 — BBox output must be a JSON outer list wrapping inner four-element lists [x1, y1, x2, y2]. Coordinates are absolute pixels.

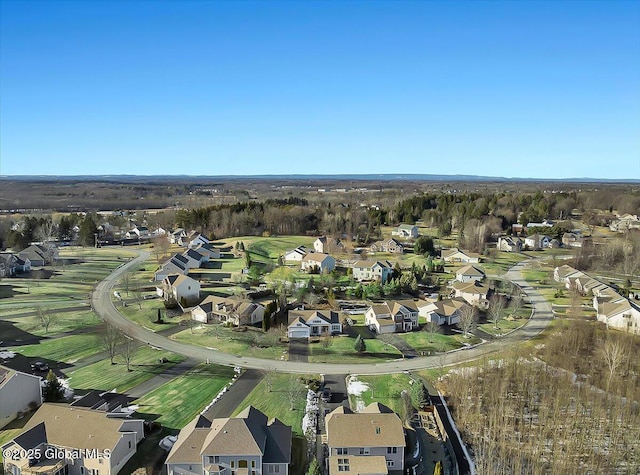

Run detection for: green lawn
[[307, 332, 402, 363], [232, 372, 312, 435], [393, 331, 481, 353], [5, 310, 101, 337], [135, 364, 235, 430], [12, 334, 102, 363], [350, 374, 415, 415], [475, 251, 528, 276], [117, 298, 180, 332], [172, 326, 289, 361], [67, 347, 185, 392], [478, 317, 528, 336]]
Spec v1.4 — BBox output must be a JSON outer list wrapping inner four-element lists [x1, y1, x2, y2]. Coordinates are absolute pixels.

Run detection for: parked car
[[321, 386, 331, 402], [31, 361, 49, 372]]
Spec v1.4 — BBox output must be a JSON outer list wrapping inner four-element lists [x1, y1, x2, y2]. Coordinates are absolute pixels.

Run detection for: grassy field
[[307, 331, 403, 363], [2, 309, 101, 338], [350, 373, 415, 415], [135, 363, 235, 430], [393, 331, 481, 353], [172, 325, 289, 360], [12, 334, 102, 364], [67, 347, 185, 392], [232, 372, 313, 435], [117, 298, 180, 332], [475, 251, 528, 276]]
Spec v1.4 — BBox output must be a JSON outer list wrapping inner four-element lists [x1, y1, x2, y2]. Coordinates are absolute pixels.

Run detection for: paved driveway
[[288, 338, 309, 362]]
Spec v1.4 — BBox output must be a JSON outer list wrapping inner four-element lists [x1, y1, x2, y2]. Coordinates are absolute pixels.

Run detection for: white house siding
[[0, 372, 42, 429]]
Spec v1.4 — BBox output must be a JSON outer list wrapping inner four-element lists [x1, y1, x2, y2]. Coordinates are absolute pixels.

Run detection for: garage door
[[289, 330, 309, 339]]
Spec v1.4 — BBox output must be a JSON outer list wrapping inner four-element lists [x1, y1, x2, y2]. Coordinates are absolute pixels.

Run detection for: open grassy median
[[349, 373, 415, 415], [67, 346, 185, 392], [172, 325, 289, 360], [393, 331, 481, 353], [307, 332, 402, 363], [135, 363, 234, 430]]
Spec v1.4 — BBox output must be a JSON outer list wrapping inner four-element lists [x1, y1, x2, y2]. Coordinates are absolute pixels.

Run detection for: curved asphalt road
[[92, 250, 553, 375]]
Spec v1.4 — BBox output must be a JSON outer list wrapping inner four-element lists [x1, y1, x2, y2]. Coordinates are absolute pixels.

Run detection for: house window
[[386, 461, 394, 467], [274, 466, 280, 473], [375, 427, 381, 434], [251, 461, 256, 468], [336, 448, 347, 455], [128, 440, 132, 449], [387, 447, 397, 454], [337, 459, 350, 472], [208, 456, 220, 464]]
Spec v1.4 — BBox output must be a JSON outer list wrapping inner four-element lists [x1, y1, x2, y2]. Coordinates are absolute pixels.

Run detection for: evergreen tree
[[306, 458, 321, 475], [78, 214, 98, 247], [354, 334, 367, 353], [43, 370, 65, 402]]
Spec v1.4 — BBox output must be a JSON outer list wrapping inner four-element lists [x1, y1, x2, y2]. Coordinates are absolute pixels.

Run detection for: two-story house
[[1, 403, 145, 475], [301, 253, 336, 273], [455, 265, 485, 283], [451, 280, 492, 310], [369, 239, 403, 254], [351, 261, 393, 283], [191, 296, 265, 326], [161, 274, 201, 306], [0, 365, 42, 429], [364, 301, 419, 334], [392, 224, 419, 239], [166, 406, 292, 475], [314, 236, 343, 254], [287, 310, 342, 339], [325, 403, 405, 474], [418, 298, 470, 326]]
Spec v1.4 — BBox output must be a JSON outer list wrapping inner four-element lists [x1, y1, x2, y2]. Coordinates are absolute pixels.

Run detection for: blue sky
[[1, 0, 639, 179]]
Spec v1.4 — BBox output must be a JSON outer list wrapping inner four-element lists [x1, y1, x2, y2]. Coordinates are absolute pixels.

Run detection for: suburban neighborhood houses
[[1, 183, 639, 475]]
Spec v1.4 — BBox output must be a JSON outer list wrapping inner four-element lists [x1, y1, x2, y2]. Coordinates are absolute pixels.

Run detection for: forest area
[[441, 320, 640, 474]]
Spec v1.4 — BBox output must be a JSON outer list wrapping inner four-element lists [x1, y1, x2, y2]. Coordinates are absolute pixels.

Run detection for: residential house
[[301, 253, 336, 273], [351, 261, 393, 283], [166, 407, 291, 475], [455, 265, 485, 283], [194, 242, 221, 260], [70, 390, 137, 417], [154, 258, 189, 281], [452, 280, 492, 309], [186, 232, 210, 249], [418, 298, 470, 325], [370, 238, 404, 254], [1, 403, 145, 475], [287, 310, 342, 338], [441, 248, 481, 263], [162, 274, 201, 306], [392, 224, 419, 239], [596, 298, 640, 335], [496, 237, 523, 253], [18, 244, 58, 267], [325, 403, 405, 473], [169, 228, 187, 244], [526, 220, 554, 229], [282, 246, 309, 262], [314, 236, 343, 254], [191, 295, 265, 326], [610, 214, 640, 232], [0, 253, 18, 277], [0, 365, 42, 429], [328, 456, 388, 475], [524, 234, 551, 250], [182, 248, 208, 268], [553, 264, 582, 283], [562, 232, 585, 248], [125, 226, 149, 239], [364, 300, 419, 334]]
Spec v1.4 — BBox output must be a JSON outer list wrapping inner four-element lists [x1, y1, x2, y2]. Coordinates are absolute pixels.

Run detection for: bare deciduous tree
[[458, 305, 477, 338], [424, 320, 440, 343], [287, 377, 304, 410], [509, 295, 524, 318], [37, 307, 55, 333], [600, 338, 624, 390], [121, 335, 135, 371], [488, 294, 507, 329], [101, 323, 122, 364]]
